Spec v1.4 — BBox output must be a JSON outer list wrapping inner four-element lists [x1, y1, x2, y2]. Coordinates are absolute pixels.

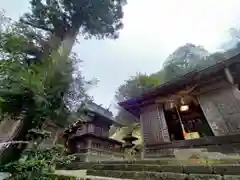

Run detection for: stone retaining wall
[[74, 148, 124, 162], [85, 164, 240, 179], [87, 170, 240, 180], [85, 149, 124, 162], [145, 134, 240, 159], [59, 159, 240, 179]]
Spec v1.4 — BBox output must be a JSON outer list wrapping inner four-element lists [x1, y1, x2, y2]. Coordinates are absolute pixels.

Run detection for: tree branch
[[20, 19, 53, 33]]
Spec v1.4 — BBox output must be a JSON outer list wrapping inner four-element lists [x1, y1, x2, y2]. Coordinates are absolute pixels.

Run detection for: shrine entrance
[[163, 99, 213, 141]]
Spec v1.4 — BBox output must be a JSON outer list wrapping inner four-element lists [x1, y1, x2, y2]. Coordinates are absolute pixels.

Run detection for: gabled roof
[[83, 102, 122, 126], [119, 53, 240, 117]]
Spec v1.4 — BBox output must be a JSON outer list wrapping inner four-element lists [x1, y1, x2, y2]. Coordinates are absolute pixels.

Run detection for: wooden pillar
[[140, 104, 170, 156]]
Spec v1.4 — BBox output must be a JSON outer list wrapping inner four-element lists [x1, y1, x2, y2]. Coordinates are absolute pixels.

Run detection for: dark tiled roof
[[83, 102, 118, 125]]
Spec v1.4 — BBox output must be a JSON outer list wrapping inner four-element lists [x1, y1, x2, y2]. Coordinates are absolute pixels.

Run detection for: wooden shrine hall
[[119, 54, 240, 158], [63, 102, 124, 162]]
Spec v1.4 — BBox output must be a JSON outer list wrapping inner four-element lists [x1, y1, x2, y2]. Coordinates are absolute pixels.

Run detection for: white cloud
[[120, 0, 240, 53]]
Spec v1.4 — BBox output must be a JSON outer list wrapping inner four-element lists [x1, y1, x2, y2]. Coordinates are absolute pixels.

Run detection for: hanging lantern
[[180, 105, 189, 112], [180, 97, 189, 112]]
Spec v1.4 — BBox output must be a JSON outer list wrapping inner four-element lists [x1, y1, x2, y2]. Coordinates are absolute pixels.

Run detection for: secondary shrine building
[[119, 54, 240, 158], [63, 102, 124, 162]]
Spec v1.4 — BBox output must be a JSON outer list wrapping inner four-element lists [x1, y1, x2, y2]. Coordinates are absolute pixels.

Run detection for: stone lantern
[[122, 132, 138, 160]]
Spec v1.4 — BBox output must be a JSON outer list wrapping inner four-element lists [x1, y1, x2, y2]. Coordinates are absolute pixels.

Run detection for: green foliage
[[47, 174, 77, 180], [1, 128, 75, 180], [115, 73, 161, 102], [163, 43, 210, 81], [0, 11, 91, 164], [162, 37, 240, 82], [0, 12, 91, 125], [21, 0, 127, 40], [114, 73, 161, 125]]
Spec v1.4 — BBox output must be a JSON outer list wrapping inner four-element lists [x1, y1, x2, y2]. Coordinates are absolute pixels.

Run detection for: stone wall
[[60, 159, 240, 180], [86, 163, 240, 180], [144, 134, 240, 159], [74, 148, 124, 162]]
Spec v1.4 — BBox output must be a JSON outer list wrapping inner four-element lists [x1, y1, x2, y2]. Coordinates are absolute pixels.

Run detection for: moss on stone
[[87, 170, 163, 179], [223, 175, 240, 180], [183, 165, 213, 174], [188, 174, 222, 180], [48, 174, 78, 180], [212, 164, 240, 175], [159, 172, 187, 180]]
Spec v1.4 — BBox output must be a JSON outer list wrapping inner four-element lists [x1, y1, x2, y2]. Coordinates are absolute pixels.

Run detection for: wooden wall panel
[[217, 86, 240, 133], [140, 105, 170, 145], [198, 94, 228, 136], [198, 85, 240, 136]]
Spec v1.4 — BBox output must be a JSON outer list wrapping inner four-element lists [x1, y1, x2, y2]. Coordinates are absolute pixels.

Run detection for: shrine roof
[[119, 53, 240, 117], [83, 102, 119, 126]]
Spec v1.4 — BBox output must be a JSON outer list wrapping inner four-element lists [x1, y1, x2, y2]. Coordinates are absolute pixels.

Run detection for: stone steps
[[86, 169, 240, 180], [83, 164, 240, 175], [84, 175, 133, 180], [64, 158, 240, 170], [87, 170, 237, 180], [58, 158, 240, 179]]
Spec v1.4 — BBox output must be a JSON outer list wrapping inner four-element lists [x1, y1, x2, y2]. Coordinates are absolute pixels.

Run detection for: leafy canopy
[[115, 73, 161, 102], [0, 11, 93, 165], [114, 73, 161, 125], [21, 0, 127, 39]]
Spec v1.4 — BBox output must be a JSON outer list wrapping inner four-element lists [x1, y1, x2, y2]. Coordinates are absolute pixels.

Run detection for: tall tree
[[0, 0, 127, 163], [115, 73, 161, 102], [20, 0, 127, 62], [0, 14, 91, 164], [163, 43, 210, 81], [114, 73, 161, 126], [221, 28, 240, 58], [208, 28, 240, 65]]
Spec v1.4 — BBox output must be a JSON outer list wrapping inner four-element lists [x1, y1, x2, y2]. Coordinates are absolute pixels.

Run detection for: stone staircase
[[57, 158, 240, 179]]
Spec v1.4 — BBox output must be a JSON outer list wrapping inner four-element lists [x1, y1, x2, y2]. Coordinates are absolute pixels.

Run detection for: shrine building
[[63, 102, 124, 162], [119, 54, 240, 158]]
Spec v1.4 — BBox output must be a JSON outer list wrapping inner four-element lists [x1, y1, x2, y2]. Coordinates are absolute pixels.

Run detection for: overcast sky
[[2, 0, 240, 111]]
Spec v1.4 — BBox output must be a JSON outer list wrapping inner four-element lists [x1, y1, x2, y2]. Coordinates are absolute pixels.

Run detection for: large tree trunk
[[0, 27, 79, 165]]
